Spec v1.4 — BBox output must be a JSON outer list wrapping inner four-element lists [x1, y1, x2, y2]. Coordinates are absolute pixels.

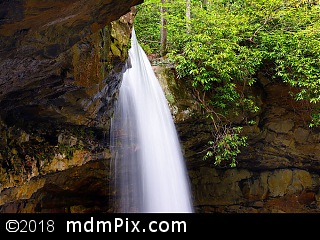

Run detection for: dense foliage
[[134, 0, 320, 167]]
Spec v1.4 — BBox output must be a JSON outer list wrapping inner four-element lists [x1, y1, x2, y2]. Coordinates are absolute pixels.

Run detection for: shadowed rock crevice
[[0, 0, 143, 127], [0, 0, 142, 213]]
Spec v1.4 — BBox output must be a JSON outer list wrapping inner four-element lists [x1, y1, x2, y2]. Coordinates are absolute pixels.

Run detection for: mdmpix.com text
[[66, 217, 187, 233]]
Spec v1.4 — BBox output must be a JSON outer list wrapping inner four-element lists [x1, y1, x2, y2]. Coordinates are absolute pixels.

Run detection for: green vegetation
[[134, 0, 320, 167]]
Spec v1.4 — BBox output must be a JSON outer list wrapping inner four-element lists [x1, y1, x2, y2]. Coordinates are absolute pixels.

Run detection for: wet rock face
[[155, 64, 320, 213], [0, 0, 143, 213], [187, 83, 320, 213], [0, 0, 143, 126]]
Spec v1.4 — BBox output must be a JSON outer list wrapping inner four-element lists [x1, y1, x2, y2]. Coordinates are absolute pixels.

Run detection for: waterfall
[[110, 27, 193, 213]]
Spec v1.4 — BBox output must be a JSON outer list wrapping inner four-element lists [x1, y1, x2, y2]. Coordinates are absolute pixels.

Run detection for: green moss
[[58, 144, 84, 160], [110, 42, 121, 57]]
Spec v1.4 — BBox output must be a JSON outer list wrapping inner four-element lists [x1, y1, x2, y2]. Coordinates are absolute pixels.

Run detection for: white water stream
[[110, 27, 193, 213]]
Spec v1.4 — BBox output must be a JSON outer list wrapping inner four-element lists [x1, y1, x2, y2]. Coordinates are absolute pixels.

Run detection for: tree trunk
[[202, 0, 208, 9], [186, 0, 191, 33], [160, 0, 167, 57]]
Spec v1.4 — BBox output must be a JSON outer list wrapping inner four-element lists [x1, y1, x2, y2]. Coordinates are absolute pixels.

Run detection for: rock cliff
[[0, 0, 142, 213], [155, 65, 320, 213], [2, 0, 320, 214]]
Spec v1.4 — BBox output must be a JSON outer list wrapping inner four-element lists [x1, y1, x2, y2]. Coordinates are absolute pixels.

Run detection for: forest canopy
[[134, 0, 320, 167]]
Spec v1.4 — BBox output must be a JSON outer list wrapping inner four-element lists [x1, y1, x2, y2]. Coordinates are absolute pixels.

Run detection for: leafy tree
[[134, 0, 161, 54], [134, 0, 320, 167]]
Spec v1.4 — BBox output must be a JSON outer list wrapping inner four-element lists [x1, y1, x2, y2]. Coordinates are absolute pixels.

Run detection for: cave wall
[[0, 0, 143, 213], [0, 0, 143, 126]]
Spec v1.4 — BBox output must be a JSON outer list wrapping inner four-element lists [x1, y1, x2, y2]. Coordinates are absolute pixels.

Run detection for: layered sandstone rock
[[0, 0, 142, 213], [156, 65, 320, 213]]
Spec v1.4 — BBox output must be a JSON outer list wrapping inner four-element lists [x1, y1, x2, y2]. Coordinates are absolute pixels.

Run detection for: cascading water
[[110, 27, 193, 213]]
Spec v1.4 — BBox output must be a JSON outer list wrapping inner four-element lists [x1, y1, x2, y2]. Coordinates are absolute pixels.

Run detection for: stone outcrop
[[0, 0, 142, 213], [156, 65, 320, 213], [0, 0, 142, 126]]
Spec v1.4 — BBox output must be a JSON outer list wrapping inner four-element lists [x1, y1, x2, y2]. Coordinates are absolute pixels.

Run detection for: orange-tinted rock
[[0, 0, 142, 213]]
